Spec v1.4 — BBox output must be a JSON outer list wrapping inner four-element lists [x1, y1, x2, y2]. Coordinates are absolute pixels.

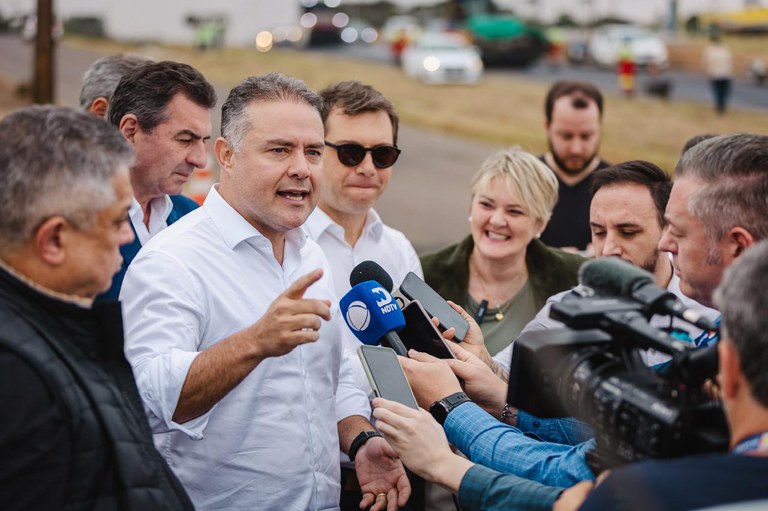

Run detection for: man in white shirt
[[121, 73, 409, 511], [305, 80, 422, 298], [100, 61, 217, 300]]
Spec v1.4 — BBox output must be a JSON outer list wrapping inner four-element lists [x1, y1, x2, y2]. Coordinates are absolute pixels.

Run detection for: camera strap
[[731, 432, 768, 456]]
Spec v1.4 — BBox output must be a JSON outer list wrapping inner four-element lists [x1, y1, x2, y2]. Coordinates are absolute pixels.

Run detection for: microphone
[[339, 280, 409, 357], [579, 257, 719, 332], [350, 260, 393, 291]]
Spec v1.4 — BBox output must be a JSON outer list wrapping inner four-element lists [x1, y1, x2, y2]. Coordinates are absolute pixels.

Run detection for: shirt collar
[[203, 185, 308, 251], [305, 207, 384, 242], [129, 194, 173, 224]]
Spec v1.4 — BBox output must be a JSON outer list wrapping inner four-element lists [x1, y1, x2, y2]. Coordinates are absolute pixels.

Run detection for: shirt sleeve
[[404, 239, 424, 279], [516, 412, 594, 446], [444, 402, 596, 487], [333, 315, 372, 423], [0, 350, 69, 509], [458, 464, 563, 511], [120, 250, 207, 439]]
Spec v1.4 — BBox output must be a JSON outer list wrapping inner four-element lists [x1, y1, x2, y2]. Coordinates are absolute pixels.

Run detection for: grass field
[[42, 37, 768, 172]]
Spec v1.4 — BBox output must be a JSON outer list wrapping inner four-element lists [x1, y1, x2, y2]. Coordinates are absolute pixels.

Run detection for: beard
[[635, 249, 660, 275], [548, 140, 600, 176]]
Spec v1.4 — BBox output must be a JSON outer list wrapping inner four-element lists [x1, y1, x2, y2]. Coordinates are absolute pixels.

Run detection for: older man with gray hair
[[121, 72, 409, 511], [79, 52, 154, 118], [0, 106, 193, 509]]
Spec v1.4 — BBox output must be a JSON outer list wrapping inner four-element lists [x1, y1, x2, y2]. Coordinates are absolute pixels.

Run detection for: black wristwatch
[[429, 391, 471, 425], [348, 430, 382, 462]]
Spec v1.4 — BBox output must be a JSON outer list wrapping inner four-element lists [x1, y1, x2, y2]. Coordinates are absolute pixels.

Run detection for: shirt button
[[533, 420, 541, 428], [315, 463, 321, 471]]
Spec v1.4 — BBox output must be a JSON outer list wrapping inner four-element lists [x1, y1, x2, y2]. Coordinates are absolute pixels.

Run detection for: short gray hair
[[78, 53, 154, 110], [221, 72, 322, 153], [0, 106, 134, 251], [714, 240, 768, 407], [470, 147, 559, 223], [675, 133, 768, 246]]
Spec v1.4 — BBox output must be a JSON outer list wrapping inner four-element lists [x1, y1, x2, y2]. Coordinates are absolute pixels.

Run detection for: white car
[[588, 24, 668, 68], [401, 32, 484, 85]]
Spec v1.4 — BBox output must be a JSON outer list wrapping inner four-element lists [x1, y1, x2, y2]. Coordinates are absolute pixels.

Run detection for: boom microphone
[[339, 280, 408, 356], [579, 257, 719, 332]]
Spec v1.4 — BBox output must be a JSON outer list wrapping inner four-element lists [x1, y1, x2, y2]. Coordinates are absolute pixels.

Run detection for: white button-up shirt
[[304, 207, 423, 301], [128, 195, 174, 245], [121, 185, 370, 511], [305, 207, 423, 391]]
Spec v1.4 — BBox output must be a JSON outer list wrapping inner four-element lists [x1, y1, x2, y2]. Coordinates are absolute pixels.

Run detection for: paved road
[[0, 34, 493, 254], [330, 42, 768, 111]]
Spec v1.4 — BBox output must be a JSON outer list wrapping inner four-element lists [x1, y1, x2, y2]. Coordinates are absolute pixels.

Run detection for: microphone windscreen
[[339, 280, 405, 345], [349, 260, 394, 291], [579, 257, 654, 296]]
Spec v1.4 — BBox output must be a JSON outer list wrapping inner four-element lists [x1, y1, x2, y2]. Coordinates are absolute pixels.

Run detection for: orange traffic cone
[[186, 168, 216, 205]]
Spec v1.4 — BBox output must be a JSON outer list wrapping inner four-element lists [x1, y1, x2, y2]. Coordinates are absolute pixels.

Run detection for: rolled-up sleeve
[[120, 250, 210, 439], [334, 337, 372, 422]]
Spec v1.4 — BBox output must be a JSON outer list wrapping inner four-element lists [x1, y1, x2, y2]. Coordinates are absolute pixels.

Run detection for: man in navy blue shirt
[[99, 61, 217, 300]]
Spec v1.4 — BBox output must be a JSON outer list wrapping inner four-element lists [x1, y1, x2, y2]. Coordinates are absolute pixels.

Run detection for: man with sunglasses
[[307, 80, 422, 304], [305, 80, 423, 510]]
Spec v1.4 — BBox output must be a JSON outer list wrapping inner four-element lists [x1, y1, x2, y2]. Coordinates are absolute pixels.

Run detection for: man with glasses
[[305, 80, 423, 510], [306, 80, 422, 300]]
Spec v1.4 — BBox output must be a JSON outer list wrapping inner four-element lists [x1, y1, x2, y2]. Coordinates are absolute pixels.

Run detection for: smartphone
[[397, 272, 470, 342], [357, 345, 419, 409], [399, 300, 456, 359]]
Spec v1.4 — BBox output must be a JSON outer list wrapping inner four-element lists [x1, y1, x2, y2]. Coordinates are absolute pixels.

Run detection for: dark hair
[[680, 133, 717, 155], [319, 81, 399, 145], [589, 160, 671, 228], [544, 81, 604, 123], [221, 72, 322, 153], [714, 240, 768, 406], [107, 61, 217, 131], [676, 133, 768, 243]]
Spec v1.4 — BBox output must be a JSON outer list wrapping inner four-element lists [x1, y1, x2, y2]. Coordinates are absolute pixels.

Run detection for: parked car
[[401, 32, 484, 84], [588, 24, 668, 68]]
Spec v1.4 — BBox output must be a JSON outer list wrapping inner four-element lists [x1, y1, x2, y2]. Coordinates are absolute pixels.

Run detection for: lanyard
[[731, 432, 768, 455]]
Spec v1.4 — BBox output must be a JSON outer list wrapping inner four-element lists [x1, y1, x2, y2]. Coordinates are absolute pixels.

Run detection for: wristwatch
[[429, 391, 471, 425], [348, 430, 382, 462]]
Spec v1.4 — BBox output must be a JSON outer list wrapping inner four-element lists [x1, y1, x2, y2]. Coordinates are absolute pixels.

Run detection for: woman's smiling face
[[470, 177, 543, 262]]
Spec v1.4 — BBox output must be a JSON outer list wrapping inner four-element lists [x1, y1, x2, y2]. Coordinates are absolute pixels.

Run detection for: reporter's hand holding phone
[[439, 301, 496, 368], [399, 351, 463, 409], [372, 398, 474, 493], [445, 342, 509, 420]]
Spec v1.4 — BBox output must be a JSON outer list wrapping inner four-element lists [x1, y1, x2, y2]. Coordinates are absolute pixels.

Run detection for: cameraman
[[373, 239, 768, 510], [398, 133, 768, 488]]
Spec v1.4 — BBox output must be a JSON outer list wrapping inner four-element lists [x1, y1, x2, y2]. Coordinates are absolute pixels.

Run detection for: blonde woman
[[421, 147, 585, 355]]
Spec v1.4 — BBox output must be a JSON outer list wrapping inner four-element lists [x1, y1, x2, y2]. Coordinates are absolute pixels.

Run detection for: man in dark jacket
[[0, 106, 193, 510]]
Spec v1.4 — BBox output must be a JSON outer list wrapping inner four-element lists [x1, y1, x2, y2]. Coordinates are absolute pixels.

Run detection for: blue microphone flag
[[340, 280, 405, 345]]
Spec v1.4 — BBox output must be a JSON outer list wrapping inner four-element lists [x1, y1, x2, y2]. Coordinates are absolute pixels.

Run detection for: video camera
[[507, 259, 730, 474]]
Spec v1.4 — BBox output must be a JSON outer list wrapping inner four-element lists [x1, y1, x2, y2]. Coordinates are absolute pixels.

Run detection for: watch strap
[[430, 391, 471, 425], [348, 430, 382, 462]]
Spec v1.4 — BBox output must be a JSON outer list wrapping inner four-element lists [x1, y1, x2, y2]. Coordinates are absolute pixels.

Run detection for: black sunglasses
[[324, 141, 401, 169]]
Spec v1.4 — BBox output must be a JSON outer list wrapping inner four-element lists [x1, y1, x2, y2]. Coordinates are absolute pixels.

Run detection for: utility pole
[[33, 0, 54, 104], [668, 0, 678, 35]]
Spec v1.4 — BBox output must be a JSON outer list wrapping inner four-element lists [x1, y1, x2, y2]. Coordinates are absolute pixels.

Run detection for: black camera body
[[507, 294, 729, 474]]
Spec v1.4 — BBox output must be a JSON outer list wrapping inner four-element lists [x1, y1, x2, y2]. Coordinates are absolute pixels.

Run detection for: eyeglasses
[[324, 141, 401, 169]]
